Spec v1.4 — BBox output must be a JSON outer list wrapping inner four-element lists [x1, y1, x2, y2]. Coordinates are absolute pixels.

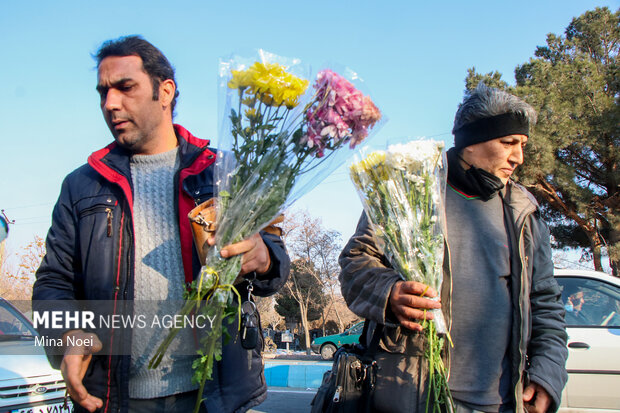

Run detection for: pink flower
[[361, 96, 382, 125], [302, 69, 381, 156]]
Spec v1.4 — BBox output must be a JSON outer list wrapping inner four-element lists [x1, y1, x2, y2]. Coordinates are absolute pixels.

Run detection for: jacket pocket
[[75, 195, 119, 238], [380, 325, 426, 357], [187, 184, 215, 206]]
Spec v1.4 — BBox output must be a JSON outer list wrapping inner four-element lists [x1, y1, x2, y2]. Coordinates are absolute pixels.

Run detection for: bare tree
[[256, 295, 284, 331], [0, 236, 45, 304], [281, 210, 348, 341], [275, 258, 324, 352]]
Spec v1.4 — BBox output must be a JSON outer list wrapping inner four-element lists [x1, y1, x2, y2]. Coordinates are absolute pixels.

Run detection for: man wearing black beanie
[[339, 84, 568, 412]]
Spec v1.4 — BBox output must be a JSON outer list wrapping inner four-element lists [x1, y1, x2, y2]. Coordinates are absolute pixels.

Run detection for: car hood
[[0, 340, 60, 381], [313, 334, 342, 344]]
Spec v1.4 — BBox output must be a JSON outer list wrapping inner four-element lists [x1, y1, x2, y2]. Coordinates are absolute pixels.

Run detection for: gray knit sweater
[[128, 147, 198, 399]]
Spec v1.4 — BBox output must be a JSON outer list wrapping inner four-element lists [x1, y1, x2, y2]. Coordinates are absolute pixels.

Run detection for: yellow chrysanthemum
[[350, 151, 386, 174], [228, 68, 255, 90], [229, 62, 308, 108], [350, 151, 388, 184], [241, 96, 256, 107]]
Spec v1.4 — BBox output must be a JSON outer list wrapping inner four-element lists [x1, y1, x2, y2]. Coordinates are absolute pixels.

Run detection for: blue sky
[[1, 0, 616, 264]]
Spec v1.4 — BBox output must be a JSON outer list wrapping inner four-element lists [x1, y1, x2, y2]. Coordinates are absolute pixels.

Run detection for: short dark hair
[[95, 35, 179, 117]]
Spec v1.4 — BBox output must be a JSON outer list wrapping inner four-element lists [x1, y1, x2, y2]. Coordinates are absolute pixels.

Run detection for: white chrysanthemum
[[385, 139, 443, 173], [405, 173, 425, 186]]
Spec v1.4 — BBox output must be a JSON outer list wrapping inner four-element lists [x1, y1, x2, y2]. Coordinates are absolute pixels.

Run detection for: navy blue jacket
[[33, 125, 290, 413]]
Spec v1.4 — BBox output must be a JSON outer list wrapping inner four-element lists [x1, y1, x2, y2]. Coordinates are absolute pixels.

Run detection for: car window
[[349, 322, 364, 335], [0, 301, 37, 336], [557, 277, 620, 327]]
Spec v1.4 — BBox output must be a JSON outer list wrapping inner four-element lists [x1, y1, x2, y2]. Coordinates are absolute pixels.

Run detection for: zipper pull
[[333, 385, 342, 402], [106, 208, 113, 237]]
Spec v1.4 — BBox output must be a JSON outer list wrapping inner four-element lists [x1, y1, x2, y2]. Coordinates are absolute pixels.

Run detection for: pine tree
[[466, 7, 619, 275]]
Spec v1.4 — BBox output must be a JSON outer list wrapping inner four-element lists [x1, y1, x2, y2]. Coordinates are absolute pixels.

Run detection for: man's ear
[[159, 79, 176, 109]]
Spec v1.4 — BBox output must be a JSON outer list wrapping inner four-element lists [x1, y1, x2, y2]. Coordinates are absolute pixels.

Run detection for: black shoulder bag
[[310, 322, 384, 413]]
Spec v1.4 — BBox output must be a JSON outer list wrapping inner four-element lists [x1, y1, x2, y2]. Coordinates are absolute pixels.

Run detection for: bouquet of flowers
[[349, 140, 453, 413], [150, 51, 382, 412]]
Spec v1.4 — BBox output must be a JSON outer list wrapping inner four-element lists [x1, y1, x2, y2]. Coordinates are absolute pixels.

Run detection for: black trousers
[[129, 391, 208, 413]]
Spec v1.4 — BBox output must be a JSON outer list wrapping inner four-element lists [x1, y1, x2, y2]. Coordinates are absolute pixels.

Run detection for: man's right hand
[[61, 330, 103, 412], [389, 281, 441, 331]]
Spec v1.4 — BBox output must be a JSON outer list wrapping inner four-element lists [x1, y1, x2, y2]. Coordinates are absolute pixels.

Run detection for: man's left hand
[[523, 382, 552, 413], [208, 233, 271, 276]]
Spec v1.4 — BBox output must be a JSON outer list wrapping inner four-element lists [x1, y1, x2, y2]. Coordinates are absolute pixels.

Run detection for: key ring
[[241, 300, 257, 315]]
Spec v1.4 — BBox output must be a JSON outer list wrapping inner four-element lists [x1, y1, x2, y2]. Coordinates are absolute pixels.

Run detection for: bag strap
[[358, 322, 384, 413], [361, 321, 384, 359]]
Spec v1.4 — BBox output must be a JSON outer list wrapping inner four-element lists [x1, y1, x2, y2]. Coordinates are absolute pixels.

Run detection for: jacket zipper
[[78, 205, 111, 218], [513, 210, 533, 411], [106, 208, 113, 237], [444, 239, 453, 380], [105, 209, 126, 413]]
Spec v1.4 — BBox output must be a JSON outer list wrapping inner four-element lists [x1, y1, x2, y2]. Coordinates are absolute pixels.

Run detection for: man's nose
[[102, 89, 121, 111], [510, 145, 524, 165]]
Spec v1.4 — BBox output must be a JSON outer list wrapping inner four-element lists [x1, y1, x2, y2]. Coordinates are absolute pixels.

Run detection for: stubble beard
[[111, 122, 152, 154]]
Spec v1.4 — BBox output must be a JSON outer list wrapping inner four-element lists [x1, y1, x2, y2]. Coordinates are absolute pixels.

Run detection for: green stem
[[193, 310, 223, 413]]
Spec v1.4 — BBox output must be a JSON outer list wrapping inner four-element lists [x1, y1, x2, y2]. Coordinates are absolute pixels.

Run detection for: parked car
[[310, 321, 364, 360], [0, 297, 72, 413], [555, 269, 620, 411]]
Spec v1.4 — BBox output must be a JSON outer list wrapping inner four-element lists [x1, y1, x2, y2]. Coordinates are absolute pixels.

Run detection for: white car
[[0, 297, 73, 413], [555, 269, 620, 411]]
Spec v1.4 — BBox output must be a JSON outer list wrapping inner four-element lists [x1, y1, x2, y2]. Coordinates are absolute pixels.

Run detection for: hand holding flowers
[[150, 51, 382, 413], [209, 232, 271, 276], [350, 139, 453, 413], [389, 280, 441, 332]]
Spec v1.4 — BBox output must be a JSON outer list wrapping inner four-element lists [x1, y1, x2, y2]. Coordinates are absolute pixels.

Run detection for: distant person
[[340, 84, 568, 412], [32, 35, 290, 413], [563, 286, 590, 325]]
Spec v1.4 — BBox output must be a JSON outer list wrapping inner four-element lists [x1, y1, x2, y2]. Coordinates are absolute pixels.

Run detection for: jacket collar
[[500, 180, 538, 229], [89, 124, 211, 170], [174, 124, 212, 167], [87, 124, 215, 213]]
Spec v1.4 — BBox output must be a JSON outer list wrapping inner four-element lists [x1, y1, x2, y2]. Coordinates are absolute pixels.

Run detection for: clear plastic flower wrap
[[150, 50, 383, 412], [349, 139, 454, 412]]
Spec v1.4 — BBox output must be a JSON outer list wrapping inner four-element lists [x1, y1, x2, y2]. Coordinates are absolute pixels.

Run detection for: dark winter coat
[[33, 125, 290, 413], [339, 180, 568, 412]]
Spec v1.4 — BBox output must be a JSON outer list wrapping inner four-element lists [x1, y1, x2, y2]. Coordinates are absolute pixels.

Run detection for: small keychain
[[240, 278, 259, 370], [240, 279, 259, 350]]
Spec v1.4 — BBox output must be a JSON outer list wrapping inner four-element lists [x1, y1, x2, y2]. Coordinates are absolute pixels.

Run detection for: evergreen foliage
[[465, 7, 619, 275]]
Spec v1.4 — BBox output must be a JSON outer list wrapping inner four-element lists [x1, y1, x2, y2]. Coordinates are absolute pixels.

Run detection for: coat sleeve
[[32, 176, 81, 368], [526, 214, 568, 411], [250, 231, 290, 297], [339, 212, 402, 324]]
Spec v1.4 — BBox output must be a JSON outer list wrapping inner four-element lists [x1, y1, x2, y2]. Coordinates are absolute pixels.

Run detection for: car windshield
[[348, 322, 364, 335], [0, 300, 37, 340]]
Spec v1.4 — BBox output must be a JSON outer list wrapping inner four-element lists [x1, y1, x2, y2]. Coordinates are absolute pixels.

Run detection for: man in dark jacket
[[32, 36, 290, 413], [340, 84, 567, 412]]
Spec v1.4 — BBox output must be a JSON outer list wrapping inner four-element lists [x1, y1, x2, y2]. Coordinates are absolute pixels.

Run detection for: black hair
[[95, 35, 179, 117]]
